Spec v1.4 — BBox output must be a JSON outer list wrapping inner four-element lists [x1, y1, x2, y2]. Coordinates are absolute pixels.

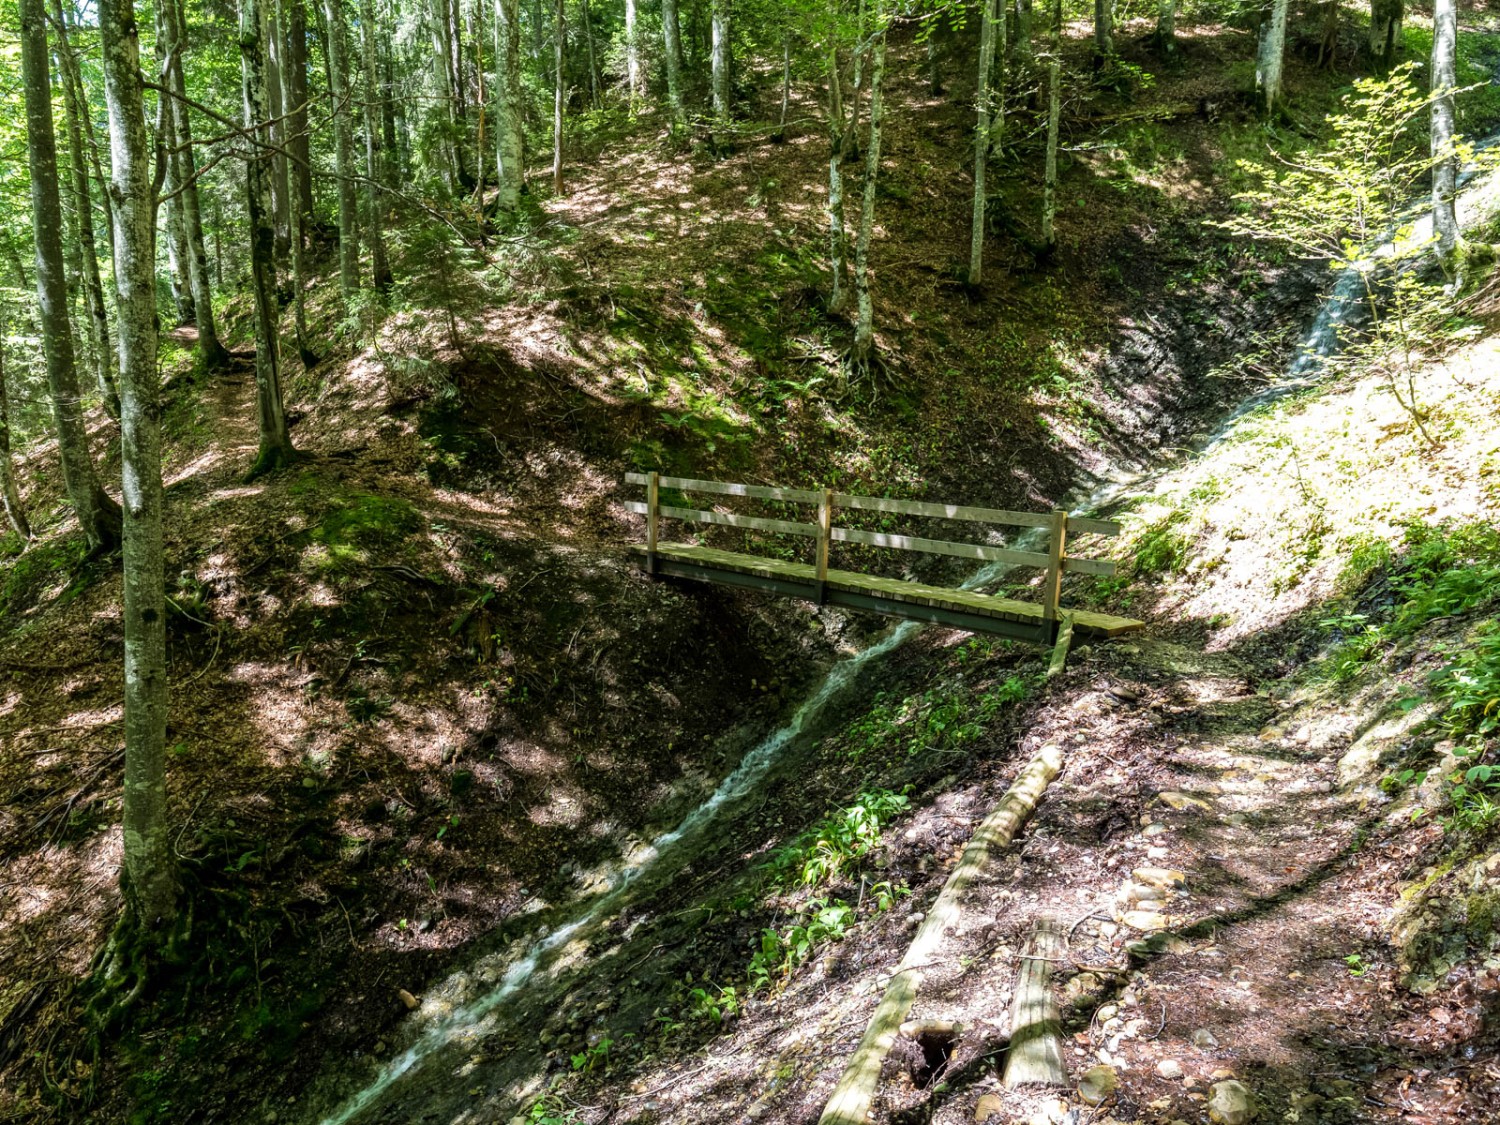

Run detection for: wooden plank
[[1061, 556, 1117, 577], [830, 526, 1052, 567], [1002, 916, 1069, 1088], [1041, 510, 1067, 627], [815, 488, 832, 604], [631, 544, 1145, 637], [624, 472, 820, 504], [623, 501, 819, 538], [1067, 516, 1122, 537], [833, 492, 1055, 529], [646, 471, 660, 576]]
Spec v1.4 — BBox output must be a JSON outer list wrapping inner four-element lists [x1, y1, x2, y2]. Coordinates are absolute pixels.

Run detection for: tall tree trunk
[[625, 0, 641, 109], [494, 0, 526, 209], [988, 0, 1007, 152], [852, 21, 886, 362], [1013, 0, 1033, 63], [428, 0, 463, 189], [1155, 0, 1176, 53], [711, 0, 730, 122], [52, 0, 122, 417], [242, 0, 299, 474], [99, 0, 176, 935], [472, 0, 488, 198], [1314, 0, 1338, 67], [1431, 0, 1459, 262], [1369, 0, 1402, 70], [268, 0, 293, 258], [827, 41, 849, 314], [581, 0, 601, 108], [553, 0, 565, 194], [19, 0, 120, 553], [285, 0, 316, 222], [1041, 54, 1060, 253], [1093, 0, 1112, 58], [163, 0, 231, 370], [0, 311, 32, 542], [161, 172, 194, 323], [360, 0, 393, 289], [1255, 0, 1289, 116], [324, 0, 362, 296], [969, 0, 998, 285], [662, 0, 688, 129]]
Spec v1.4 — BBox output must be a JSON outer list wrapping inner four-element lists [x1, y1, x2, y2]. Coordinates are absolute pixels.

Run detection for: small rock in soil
[[1208, 1079, 1256, 1124], [1192, 1028, 1219, 1048], [974, 1092, 1003, 1121], [1078, 1064, 1118, 1106], [1156, 1059, 1184, 1080], [397, 988, 419, 1010]]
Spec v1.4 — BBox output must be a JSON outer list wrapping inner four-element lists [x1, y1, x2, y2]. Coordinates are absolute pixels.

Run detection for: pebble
[[974, 1092, 1004, 1121], [1078, 1064, 1118, 1105], [1142, 823, 1168, 837], [1208, 1079, 1256, 1124], [1134, 867, 1186, 888], [1097, 1003, 1119, 1022], [1192, 1028, 1219, 1049], [397, 989, 419, 1010], [1156, 1059, 1184, 1080], [1121, 911, 1170, 931], [1147, 846, 1170, 860]]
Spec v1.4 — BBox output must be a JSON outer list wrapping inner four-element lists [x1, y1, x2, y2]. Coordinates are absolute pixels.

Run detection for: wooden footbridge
[[624, 473, 1143, 656]]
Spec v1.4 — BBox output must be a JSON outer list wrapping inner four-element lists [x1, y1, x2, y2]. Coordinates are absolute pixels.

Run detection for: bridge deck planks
[[630, 543, 1143, 639]]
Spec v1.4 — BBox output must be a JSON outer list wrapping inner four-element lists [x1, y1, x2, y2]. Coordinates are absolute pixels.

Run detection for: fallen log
[[1002, 914, 1068, 1087], [817, 742, 1065, 1125]]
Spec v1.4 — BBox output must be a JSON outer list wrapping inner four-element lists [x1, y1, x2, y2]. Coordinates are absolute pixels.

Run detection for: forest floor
[[2, 13, 1500, 1125]]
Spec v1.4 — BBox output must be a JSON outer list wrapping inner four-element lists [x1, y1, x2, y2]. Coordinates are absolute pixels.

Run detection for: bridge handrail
[[624, 473, 1123, 628]]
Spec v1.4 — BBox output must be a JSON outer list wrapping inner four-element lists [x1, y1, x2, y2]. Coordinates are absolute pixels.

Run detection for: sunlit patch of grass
[[299, 486, 422, 573]]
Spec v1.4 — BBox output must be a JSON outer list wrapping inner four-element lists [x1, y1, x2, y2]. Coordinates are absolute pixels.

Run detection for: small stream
[[315, 159, 1500, 1125]]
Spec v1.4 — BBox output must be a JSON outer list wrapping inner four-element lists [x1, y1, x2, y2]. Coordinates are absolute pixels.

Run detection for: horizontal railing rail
[[623, 472, 1124, 635]]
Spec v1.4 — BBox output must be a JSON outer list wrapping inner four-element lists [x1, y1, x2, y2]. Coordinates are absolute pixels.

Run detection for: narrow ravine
[[309, 159, 1500, 1125]]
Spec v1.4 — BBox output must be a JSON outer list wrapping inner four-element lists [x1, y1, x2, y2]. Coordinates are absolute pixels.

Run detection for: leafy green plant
[[570, 1037, 613, 1073], [683, 983, 740, 1024], [1135, 511, 1192, 575], [525, 1095, 581, 1124], [748, 898, 854, 991], [1432, 623, 1500, 739], [767, 789, 910, 889]]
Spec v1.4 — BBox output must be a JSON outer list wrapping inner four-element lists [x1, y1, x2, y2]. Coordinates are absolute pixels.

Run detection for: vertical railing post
[[646, 470, 660, 577], [815, 487, 833, 604], [1040, 508, 1067, 643]]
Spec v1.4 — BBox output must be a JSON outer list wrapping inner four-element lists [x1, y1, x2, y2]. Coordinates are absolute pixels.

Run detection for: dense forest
[[2, 0, 1500, 1121]]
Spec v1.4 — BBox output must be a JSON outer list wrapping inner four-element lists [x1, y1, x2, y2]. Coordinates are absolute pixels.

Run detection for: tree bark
[[99, 0, 176, 932], [581, 0, 601, 108], [851, 21, 886, 362], [268, 0, 293, 258], [428, 0, 463, 189], [19, 0, 121, 554], [1093, 0, 1112, 58], [662, 0, 688, 129], [494, 0, 526, 209], [1255, 0, 1289, 116], [1369, 0, 1402, 70], [969, 0, 998, 285], [0, 311, 32, 542], [163, 0, 231, 370], [52, 0, 122, 417], [242, 0, 299, 475], [553, 0, 565, 194], [711, 0, 730, 122], [284, 0, 316, 222], [827, 40, 849, 314], [625, 0, 641, 109], [359, 0, 393, 290], [1431, 0, 1459, 262], [1156, 0, 1176, 53], [324, 0, 362, 296], [1042, 54, 1060, 252], [817, 744, 1064, 1125]]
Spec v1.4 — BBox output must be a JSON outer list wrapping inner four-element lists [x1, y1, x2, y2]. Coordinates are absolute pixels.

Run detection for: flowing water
[[317, 158, 1500, 1125]]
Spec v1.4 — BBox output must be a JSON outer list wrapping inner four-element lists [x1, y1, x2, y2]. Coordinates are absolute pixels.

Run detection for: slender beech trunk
[[1093, 0, 1112, 58], [19, 0, 120, 553], [711, 0, 730, 122], [852, 21, 886, 362], [581, 0, 601, 108], [164, 0, 230, 370], [625, 0, 641, 109], [552, 0, 565, 194], [472, 0, 488, 198], [1369, 0, 1402, 70], [150, 6, 191, 328], [99, 0, 175, 934], [1314, 1, 1338, 67], [52, 0, 122, 417], [382, 49, 403, 182], [242, 0, 298, 475], [360, 0, 392, 289], [285, 0, 316, 222], [1432, 0, 1459, 263], [848, 0, 865, 158], [988, 0, 1008, 153], [1156, 0, 1176, 53], [1042, 54, 1060, 252], [969, 0, 998, 285], [324, 0, 362, 296], [494, 0, 526, 208], [0, 313, 32, 542], [428, 0, 462, 189], [1013, 0, 1033, 63], [662, 0, 688, 129], [268, 0, 293, 258], [1255, 0, 1289, 116], [827, 41, 849, 314]]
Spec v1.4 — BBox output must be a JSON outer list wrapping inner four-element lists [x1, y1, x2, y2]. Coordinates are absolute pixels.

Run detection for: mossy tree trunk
[[0, 310, 32, 542], [1255, 0, 1289, 116], [969, 0, 998, 285], [494, 0, 526, 208], [325, 0, 362, 296], [99, 0, 177, 932], [359, 0, 393, 290], [851, 19, 886, 362], [662, 0, 688, 129], [19, 0, 121, 554], [1431, 0, 1459, 264]]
